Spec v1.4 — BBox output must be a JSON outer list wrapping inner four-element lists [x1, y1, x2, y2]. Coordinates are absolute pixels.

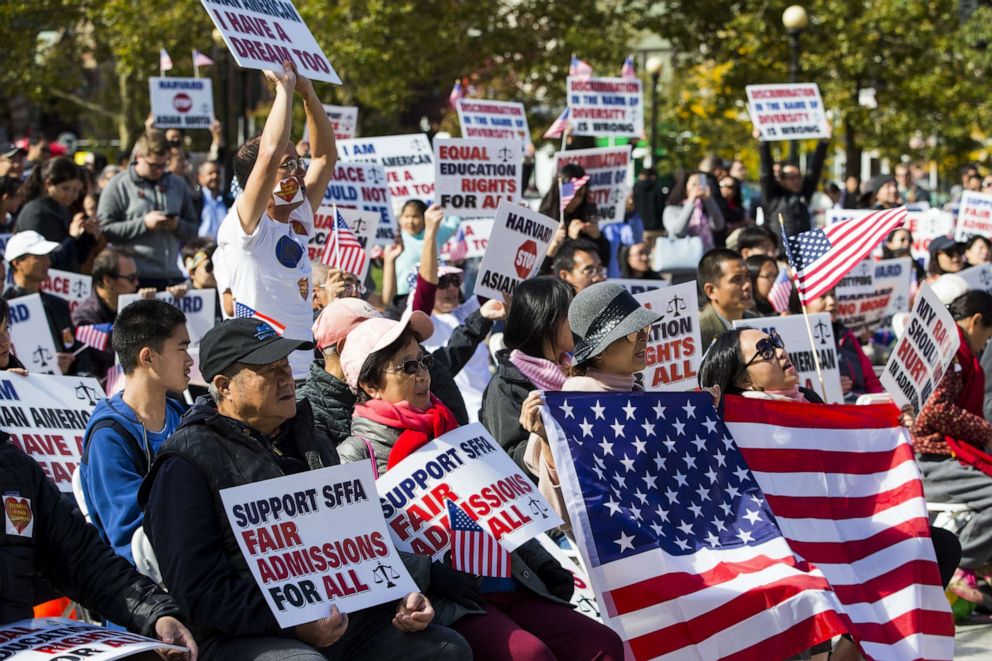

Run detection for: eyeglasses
[[625, 326, 651, 343], [384, 354, 435, 375], [278, 158, 307, 172], [578, 265, 605, 276], [438, 274, 463, 289], [113, 273, 139, 284], [341, 280, 366, 295], [741, 330, 785, 371], [141, 158, 167, 170]]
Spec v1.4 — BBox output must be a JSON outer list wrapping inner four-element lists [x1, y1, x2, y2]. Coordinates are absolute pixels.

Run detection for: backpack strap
[[360, 437, 379, 480], [81, 418, 150, 476]]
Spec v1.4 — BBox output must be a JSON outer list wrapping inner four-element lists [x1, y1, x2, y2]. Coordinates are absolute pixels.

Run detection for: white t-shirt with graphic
[[217, 198, 314, 379], [422, 298, 491, 423]]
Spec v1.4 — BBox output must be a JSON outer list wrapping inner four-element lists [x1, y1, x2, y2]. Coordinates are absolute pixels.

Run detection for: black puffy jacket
[[296, 360, 356, 446], [480, 349, 536, 477], [0, 433, 179, 634]]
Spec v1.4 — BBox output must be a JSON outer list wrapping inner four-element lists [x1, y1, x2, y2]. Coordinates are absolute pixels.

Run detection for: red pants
[[451, 591, 624, 661]]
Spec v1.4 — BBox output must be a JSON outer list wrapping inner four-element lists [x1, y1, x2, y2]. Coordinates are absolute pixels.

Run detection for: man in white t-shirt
[[216, 60, 336, 380]]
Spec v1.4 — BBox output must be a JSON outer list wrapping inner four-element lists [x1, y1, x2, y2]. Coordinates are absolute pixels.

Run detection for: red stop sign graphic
[[173, 93, 192, 113], [514, 239, 538, 278]]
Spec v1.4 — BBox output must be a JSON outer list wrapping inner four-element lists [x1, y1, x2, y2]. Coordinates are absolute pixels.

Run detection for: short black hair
[[698, 328, 748, 397], [400, 199, 428, 216], [503, 277, 573, 358], [698, 248, 743, 288], [356, 327, 419, 402], [233, 135, 262, 193], [736, 226, 778, 253], [948, 290, 992, 326], [0, 298, 9, 326], [181, 237, 217, 263], [112, 299, 187, 375], [92, 247, 133, 290], [964, 235, 992, 253], [552, 239, 600, 275]]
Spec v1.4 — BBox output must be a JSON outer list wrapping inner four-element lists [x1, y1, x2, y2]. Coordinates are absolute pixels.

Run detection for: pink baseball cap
[[312, 298, 382, 351], [340, 309, 434, 390]]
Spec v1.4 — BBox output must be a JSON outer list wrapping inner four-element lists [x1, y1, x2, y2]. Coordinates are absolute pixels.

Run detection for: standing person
[[550, 239, 605, 293], [964, 235, 992, 267], [882, 227, 926, 284], [0, 298, 26, 372], [895, 163, 930, 206], [730, 158, 758, 219], [662, 171, 725, 252], [745, 254, 779, 316], [0, 175, 23, 231], [98, 131, 198, 289], [633, 167, 666, 243], [193, 161, 232, 238], [602, 193, 644, 278], [539, 164, 611, 268], [618, 242, 661, 280], [698, 248, 756, 352], [390, 200, 460, 304], [950, 164, 979, 204], [0, 142, 26, 179], [216, 61, 337, 381], [757, 126, 830, 242], [15, 156, 99, 272], [864, 175, 900, 210], [718, 175, 746, 231], [927, 236, 965, 283]]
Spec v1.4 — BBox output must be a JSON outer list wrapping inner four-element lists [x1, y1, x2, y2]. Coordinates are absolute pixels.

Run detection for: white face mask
[[272, 176, 304, 207]]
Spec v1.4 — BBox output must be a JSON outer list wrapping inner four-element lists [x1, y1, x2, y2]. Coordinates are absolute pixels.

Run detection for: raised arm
[[298, 73, 337, 210]]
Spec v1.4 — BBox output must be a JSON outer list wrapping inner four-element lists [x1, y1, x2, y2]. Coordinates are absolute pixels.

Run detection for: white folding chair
[[927, 501, 975, 535], [131, 526, 165, 586], [71, 466, 91, 524]]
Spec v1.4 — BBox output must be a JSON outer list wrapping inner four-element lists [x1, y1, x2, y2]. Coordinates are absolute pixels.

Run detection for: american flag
[[560, 175, 590, 213], [569, 55, 594, 79], [542, 391, 847, 660], [442, 225, 469, 263], [544, 107, 571, 140], [234, 302, 286, 335], [448, 79, 465, 110], [75, 323, 112, 352], [724, 396, 954, 660], [620, 54, 636, 79], [784, 206, 906, 304], [159, 48, 173, 72], [446, 499, 511, 578], [321, 209, 368, 278], [192, 49, 214, 67], [104, 364, 125, 396], [768, 268, 793, 312]]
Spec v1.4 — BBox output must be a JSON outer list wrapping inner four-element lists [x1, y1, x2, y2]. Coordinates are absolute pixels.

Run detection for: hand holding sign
[[296, 606, 349, 649]]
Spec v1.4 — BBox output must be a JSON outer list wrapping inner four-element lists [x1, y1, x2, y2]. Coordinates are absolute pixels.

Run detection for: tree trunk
[[117, 69, 131, 149], [843, 114, 861, 180]]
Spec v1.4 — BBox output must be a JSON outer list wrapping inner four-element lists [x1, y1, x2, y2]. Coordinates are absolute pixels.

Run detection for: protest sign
[[0, 233, 12, 259], [0, 373, 104, 492], [310, 207, 379, 281], [434, 138, 521, 217], [746, 83, 830, 141], [0, 618, 187, 660], [40, 268, 91, 315], [441, 219, 492, 261], [200, 0, 342, 84], [303, 104, 358, 141], [473, 201, 556, 300], [553, 147, 630, 224], [536, 534, 602, 622], [117, 290, 216, 346], [825, 209, 871, 226], [954, 191, 992, 242], [634, 281, 701, 391], [956, 263, 992, 292], [456, 99, 530, 150], [220, 462, 416, 627], [337, 134, 434, 212], [734, 313, 844, 403], [377, 423, 563, 560], [148, 77, 213, 129], [835, 258, 913, 334], [613, 278, 668, 297], [8, 295, 60, 374], [907, 208, 954, 266], [566, 77, 643, 138], [880, 284, 959, 412], [322, 161, 397, 245]]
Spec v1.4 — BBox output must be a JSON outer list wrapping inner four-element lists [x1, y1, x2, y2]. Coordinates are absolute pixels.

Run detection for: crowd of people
[[2, 59, 992, 660]]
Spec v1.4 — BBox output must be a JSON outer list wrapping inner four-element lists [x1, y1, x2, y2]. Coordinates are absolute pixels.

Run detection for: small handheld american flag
[[543, 107, 571, 140], [75, 323, 112, 352], [320, 209, 368, 278], [234, 302, 286, 335], [767, 268, 793, 313], [560, 175, 590, 213], [569, 55, 594, 79], [446, 499, 511, 578], [442, 225, 469, 263], [448, 79, 465, 110], [620, 54, 636, 79]]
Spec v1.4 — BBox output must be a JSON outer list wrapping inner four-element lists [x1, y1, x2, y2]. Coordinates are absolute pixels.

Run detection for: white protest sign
[[734, 313, 844, 404], [149, 77, 214, 129], [956, 263, 992, 292], [200, 0, 342, 84], [220, 462, 416, 627], [0, 373, 104, 492], [0, 234, 12, 259], [954, 191, 992, 242], [835, 258, 913, 334], [0, 618, 187, 660], [441, 219, 492, 261], [566, 77, 643, 138], [337, 134, 434, 212], [8, 294, 60, 374], [322, 161, 397, 245], [117, 290, 216, 346], [634, 281, 701, 391], [908, 208, 954, 267], [554, 147, 630, 224], [746, 83, 830, 141], [825, 208, 871, 226], [614, 278, 668, 297], [473, 201, 556, 300], [535, 534, 602, 622], [303, 104, 358, 141], [40, 268, 92, 316], [457, 99, 531, 150], [310, 207, 379, 281], [377, 423, 563, 560], [434, 138, 521, 218], [880, 284, 959, 412]]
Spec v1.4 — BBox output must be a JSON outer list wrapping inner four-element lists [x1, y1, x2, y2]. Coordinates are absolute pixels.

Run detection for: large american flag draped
[[542, 391, 847, 660], [724, 396, 954, 660], [234, 301, 286, 335], [446, 499, 511, 578], [784, 206, 906, 304], [320, 209, 368, 277]]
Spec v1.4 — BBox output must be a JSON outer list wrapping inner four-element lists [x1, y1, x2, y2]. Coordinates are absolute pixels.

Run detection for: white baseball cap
[[5, 231, 60, 263]]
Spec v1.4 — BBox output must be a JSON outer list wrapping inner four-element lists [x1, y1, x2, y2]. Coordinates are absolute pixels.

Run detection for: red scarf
[[944, 326, 992, 478], [353, 395, 460, 470]]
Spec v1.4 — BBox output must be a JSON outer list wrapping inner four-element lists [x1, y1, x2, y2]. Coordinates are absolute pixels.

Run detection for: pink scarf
[[353, 395, 460, 470], [688, 198, 714, 249], [508, 350, 569, 392]]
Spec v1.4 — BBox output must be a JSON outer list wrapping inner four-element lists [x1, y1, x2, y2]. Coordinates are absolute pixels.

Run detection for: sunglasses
[[384, 354, 435, 375], [625, 326, 651, 343], [278, 158, 307, 172], [741, 330, 785, 371], [438, 274, 463, 289], [113, 273, 139, 284]]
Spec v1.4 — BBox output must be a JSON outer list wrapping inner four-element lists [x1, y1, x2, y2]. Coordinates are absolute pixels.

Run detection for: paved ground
[[954, 618, 992, 658]]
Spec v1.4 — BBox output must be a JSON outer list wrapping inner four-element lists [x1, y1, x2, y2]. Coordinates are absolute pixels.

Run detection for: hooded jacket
[[296, 360, 356, 446], [480, 349, 536, 475]]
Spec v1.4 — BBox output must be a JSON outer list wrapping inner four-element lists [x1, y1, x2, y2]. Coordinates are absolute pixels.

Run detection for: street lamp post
[[646, 56, 664, 171], [782, 5, 808, 165]]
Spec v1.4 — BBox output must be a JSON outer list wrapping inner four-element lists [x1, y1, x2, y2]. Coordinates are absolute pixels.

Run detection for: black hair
[[948, 290, 992, 326], [881, 228, 913, 259], [232, 135, 262, 193], [962, 163, 979, 176], [745, 254, 778, 313], [503, 277, 573, 358], [551, 239, 601, 275], [182, 237, 217, 263], [736, 225, 779, 253], [400, 199, 428, 216], [964, 235, 992, 255], [666, 170, 710, 206], [112, 299, 187, 375], [0, 176, 20, 200], [618, 243, 660, 279], [19, 156, 83, 202], [91, 246, 134, 290], [928, 242, 963, 277], [356, 327, 419, 402], [0, 298, 8, 326], [698, 328, 748, 397], [698, 248, 743, 288], [538, 163, 594, 222]]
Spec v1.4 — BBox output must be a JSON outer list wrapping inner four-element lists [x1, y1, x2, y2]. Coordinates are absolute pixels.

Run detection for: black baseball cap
[[199, 318, 313, 382], [1, 143, 25, 158], [929, 236, 959, 257]]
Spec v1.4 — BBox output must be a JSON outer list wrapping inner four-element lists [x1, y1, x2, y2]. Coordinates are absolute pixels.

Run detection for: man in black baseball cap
[[0, 142, 26, 179], [140, 318, 466, 660]]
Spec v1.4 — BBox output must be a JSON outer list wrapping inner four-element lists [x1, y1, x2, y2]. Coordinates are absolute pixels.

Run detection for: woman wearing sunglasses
[[337, 310, 624, 661]]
